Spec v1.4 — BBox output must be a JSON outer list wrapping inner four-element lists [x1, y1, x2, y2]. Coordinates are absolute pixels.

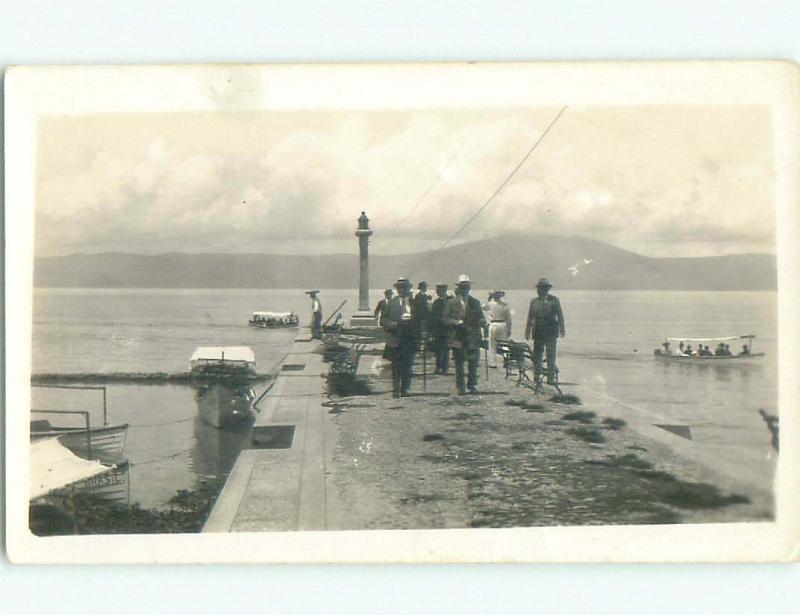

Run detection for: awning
[[665, 335, 752, 343], [30, 437, 112, 500], [252, 312, 294, 319], [190, 346, 255, 365]]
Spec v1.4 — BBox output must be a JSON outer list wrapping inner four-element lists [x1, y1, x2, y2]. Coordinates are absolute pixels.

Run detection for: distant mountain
[[33, 235, 777, 290]]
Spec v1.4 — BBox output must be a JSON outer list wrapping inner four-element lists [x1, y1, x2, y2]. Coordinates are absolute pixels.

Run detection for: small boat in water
[[30, 420, 128, 464], [248, 311, 299, 328], [30, 384, 128, 464], [653, 334, 764, 362], [189, 347, 258, 429], [195, 382, 256, 429]]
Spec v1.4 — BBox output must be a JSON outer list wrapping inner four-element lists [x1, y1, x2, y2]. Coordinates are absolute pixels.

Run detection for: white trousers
[[488, 322, 509, 367]]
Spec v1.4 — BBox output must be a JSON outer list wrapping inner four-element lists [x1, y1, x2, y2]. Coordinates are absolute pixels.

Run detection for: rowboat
[[30, 420, 128, 464], [248, 311, 299, 328], [653, 334, 764, 362], [30, 384, 128, 464]]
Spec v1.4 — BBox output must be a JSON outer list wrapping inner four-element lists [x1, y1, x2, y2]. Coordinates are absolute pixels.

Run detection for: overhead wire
[[395, 108, 488, 230], [411, 105, 568, 274]]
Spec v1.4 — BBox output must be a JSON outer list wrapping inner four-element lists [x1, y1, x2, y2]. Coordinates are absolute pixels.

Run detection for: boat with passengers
[[248, 311, 299, 328], [653, 334, 764, 362]]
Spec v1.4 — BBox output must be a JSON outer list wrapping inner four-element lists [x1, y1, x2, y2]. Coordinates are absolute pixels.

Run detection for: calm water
[[31, 288, 778, 506]]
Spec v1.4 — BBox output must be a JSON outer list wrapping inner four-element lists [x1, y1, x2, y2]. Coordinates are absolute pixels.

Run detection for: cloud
[[34, 106, 775, 257]]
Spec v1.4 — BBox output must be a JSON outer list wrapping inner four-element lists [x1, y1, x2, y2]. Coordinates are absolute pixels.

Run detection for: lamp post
[[349, 211, 379, 327]]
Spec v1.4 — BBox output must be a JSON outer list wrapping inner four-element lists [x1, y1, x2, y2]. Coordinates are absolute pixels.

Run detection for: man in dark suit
[[373, 288, 393, 321], [524, 278, 565, 385], [380, 277, 416, 397], [413, 281, 432, 349], [429, 283, 450, 374], [444, 274, 487, 394]]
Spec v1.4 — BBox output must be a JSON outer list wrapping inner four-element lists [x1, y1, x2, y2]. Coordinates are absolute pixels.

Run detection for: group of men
[[376, 275, 566, 397]]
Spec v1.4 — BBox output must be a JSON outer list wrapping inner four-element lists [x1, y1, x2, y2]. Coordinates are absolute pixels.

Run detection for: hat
[[492, 289, 506, 297], [394, 277, 411, 288], [456, 273, 471, 285], [418, 281, 428, 289], [435, 282, 448, 289], [384, 288, 393, 294], [305, 289, 319, 295], [535, 278, 553, 288]]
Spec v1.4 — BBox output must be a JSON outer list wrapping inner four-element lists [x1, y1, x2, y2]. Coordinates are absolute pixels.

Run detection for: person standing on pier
[[380, 277, 417, 397], [374, 288, 393, 321], [413, 280, 432, 357], [445, 274, 487, 395], [484, 290, 512, 369], [306, 289, 323, 339], [525, 278, 566, 385], [430, 283, 450, 374]]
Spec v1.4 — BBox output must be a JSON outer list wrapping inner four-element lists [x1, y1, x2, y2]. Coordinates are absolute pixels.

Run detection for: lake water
[[31, 288, 778, 507]]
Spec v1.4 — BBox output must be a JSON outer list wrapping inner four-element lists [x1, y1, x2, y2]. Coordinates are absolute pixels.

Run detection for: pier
[[203, 337, 333, 532]]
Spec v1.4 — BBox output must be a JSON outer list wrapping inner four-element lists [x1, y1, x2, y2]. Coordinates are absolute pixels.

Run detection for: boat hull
[[195, 383, 255, 430], [248, 320, 299, 329], [653, 350, 764, 363], [31, 423, 128, 463]]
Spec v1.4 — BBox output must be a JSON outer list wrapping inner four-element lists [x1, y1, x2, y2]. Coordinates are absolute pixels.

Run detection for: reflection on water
[[190, 383, 255, 480], [31, 382, 260, 508]]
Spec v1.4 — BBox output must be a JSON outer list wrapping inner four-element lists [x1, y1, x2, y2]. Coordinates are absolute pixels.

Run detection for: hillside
[[33, 235, 777, 290]]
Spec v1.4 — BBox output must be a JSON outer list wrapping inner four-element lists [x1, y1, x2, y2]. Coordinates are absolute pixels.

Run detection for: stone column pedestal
[[350, 212, 379, 328]]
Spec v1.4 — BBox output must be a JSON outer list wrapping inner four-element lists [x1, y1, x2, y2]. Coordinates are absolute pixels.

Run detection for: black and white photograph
[[5, 62, 800, 563]]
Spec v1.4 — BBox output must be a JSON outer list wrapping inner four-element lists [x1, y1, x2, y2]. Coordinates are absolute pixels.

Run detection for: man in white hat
[[444, 274, 487, 394], [306, 289, 323, 339], [380, 277, 417, 397], [524, 278, 565, 385], [483, 290, 512, 369]]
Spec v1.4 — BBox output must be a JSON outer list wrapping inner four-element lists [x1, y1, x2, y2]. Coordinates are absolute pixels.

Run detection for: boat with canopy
[[653, 334, 764, 362], [190, 346, 257, 376], [248, 311, 299, 328]]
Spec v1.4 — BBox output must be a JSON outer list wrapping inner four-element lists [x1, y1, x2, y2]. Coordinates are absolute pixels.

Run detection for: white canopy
[[252, 311, 295, 319], [666, 335, 752, 343], [30, 437, 111, 500], [190, 346, 256, 365]]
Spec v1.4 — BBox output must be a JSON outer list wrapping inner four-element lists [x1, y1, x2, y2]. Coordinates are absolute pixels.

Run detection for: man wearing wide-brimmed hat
[[429, 283, 451, 374], [305, 289, 323, 339], [380, 277, 417, 397], [444, 274, 487, 394], [483, 290, 512, 369], [525, 278, 566, 385]]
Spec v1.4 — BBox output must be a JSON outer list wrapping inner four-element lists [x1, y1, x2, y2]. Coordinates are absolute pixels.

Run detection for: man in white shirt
[[306, 289, 323, 339], [483, 290, 512, 368]]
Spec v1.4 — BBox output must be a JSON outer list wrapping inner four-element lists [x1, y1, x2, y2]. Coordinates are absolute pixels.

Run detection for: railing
[[30, 409, 93, 460], [31, 384, 108, 426]]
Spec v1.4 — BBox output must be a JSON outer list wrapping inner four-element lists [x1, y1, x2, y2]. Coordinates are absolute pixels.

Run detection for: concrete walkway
[[203, 338, 330, 532]]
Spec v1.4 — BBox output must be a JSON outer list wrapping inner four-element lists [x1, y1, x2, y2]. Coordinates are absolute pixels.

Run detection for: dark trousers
[[453, 347, 480, 393], [311, 312, 322, 339], [533, 334, 558, 383], [390, 346, 415, 397], [433, 337, 449, 373]]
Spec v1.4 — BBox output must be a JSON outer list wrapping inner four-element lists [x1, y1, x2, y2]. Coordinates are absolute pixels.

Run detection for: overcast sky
[[35, 105, 775, 258]]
